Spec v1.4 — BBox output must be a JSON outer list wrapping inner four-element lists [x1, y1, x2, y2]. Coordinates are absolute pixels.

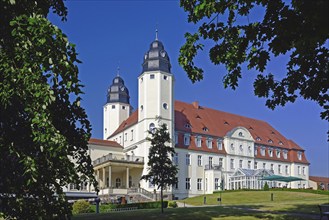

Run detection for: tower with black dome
[[103, 72, 131, 139], [137, 31, 174, 146]]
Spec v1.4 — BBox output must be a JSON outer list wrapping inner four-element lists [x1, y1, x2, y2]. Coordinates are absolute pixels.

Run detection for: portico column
[[126, 167, 129, 188], [102, 167, 106, 188], [108, 165, 112, 188]]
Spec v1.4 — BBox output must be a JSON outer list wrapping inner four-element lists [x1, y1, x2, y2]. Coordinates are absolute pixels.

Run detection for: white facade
[[88, 37, 310, 200]]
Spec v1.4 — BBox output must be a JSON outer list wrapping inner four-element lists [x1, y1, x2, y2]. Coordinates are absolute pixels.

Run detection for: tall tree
[[0, 0, 96, 218], [141, 124, 178, 213], [179, 0, 329, 122]]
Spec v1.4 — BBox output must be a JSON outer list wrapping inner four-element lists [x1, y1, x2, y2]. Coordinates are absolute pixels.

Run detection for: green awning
[[260, 175, 304, 182]]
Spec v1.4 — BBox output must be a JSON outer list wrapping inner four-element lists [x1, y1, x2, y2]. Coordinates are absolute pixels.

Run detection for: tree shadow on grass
[[72, 205, 319, 220]]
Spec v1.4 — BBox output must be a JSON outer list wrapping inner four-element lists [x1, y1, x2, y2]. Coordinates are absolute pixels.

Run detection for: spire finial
[[155, 28, 158, 40], [117, 64, 120, 77]]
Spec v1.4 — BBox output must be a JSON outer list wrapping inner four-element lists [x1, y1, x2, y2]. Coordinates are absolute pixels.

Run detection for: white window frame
[[185, 178, 191, 190], [215, 178, 219, 190], [219, 158, 223, 168], [209, 157, 213, 167], [184, 134, 190, 146], [217, 139, 223, 150], [207, 138, 213, 149], [197, 178, 202, 191], [230, 159, 234, 169], [186, 154, 191, 166], [196, 136, 202, 148], [197, 155, 202, 166]]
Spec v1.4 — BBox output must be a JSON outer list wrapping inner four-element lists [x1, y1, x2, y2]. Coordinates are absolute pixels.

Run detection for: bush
[[101, 201, 168, 212], [168, 201, 178, 208], [263, 182, 269, 191], [72, 200, 93, 215]]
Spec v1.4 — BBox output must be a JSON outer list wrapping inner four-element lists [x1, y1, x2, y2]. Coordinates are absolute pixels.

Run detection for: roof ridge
[[175, 100, 269, 124]]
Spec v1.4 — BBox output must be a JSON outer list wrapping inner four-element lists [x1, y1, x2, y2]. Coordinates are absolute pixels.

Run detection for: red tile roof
[[309, 176, 329, 183], [107, 100, 308, 163], [88, 138, 123, 148], [109, 110, 138, 138]]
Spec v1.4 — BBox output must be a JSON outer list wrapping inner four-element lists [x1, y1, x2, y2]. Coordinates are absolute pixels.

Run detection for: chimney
[[192, 101, 199, 109]]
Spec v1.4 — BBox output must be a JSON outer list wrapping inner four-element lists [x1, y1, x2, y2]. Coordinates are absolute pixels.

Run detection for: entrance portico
[[93, 153, 144, 197]]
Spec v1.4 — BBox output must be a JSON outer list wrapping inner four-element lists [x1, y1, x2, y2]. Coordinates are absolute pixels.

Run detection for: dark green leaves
[[179, 0, 329, 123], [0, 1, 95, 219]]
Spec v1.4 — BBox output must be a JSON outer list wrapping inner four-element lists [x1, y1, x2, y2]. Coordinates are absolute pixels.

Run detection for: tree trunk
[[161, 186, 164, 213]]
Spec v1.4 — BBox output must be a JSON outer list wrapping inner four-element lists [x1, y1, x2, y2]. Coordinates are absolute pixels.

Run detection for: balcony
[[93, 153, 144, 166], [205, 164, 222, 171]]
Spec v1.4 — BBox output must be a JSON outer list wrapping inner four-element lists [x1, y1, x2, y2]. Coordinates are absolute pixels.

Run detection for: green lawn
[[73, 206, 315, 220], [182, 191, 328, 213], [73, 191, 329, 220]]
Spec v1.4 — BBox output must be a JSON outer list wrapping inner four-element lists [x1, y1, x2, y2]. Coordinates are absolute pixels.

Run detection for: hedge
[[100, 201, 168, 212]]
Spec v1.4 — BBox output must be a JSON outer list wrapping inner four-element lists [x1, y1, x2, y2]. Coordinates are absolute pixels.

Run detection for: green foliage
[[141, 123, 178, 213], [0, 0, 97, 219], [168, 201, 178, 208], [179, 0, 329, 123], [98, 201, 168, 212], [72, 200, 94, 215], [263, 182, 269, 191]]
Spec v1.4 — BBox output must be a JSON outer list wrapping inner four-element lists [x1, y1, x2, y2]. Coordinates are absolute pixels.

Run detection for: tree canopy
[[141, 124, 178, 213], [0, 0, 96, 218], [179, 0, 329, 122]]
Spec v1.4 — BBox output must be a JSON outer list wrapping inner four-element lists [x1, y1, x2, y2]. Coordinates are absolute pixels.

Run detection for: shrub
[[263, 182, 269, 191], [101, 201, 168, 212], [72, 200, 93, 215], [168, 201, 178, 208]]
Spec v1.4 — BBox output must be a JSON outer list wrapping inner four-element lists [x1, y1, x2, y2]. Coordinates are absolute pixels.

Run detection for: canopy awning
[[261, 175, 304, 182]]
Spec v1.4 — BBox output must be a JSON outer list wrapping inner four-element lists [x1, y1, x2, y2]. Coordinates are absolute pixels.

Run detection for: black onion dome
[[142, 39, 171, 73], [107, 76, 130, 104]]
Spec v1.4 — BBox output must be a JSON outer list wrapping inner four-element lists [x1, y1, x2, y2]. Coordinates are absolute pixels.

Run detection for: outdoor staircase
[[128, 188, 155, 202]]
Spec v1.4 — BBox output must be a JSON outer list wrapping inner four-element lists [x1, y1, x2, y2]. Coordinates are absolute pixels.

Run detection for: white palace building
[[65, 36, 310, 201]]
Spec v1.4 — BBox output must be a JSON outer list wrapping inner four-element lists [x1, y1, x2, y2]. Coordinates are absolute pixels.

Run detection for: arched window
[[115, 178, 121, 188], [149, 123, 155, 133]]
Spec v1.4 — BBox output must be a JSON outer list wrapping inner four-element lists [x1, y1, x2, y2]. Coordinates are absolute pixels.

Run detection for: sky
[[49, 0, 328, 177]]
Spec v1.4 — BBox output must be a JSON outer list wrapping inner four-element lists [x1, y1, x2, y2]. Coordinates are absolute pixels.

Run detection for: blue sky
[[50, 1, 328, 177]]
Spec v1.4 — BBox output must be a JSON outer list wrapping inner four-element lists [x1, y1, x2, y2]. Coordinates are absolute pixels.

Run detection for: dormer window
[[217, 139, 223, 150], [276, 149, 281, 158], [256, 137, 261, 141], [249, 126, 254, 130], [268, 148, 273, 157], [297, 151, 302, 160], [203, 127, 209, 132], [238, 132, 243, 137], [206, 138, 213, 149], [268, 139, 273, 144], [224, 121, 229, 125], [279, 141, 283, 145], [283, 150, 288, 159], [261, 147, 266, 156], [185, 123, 191, 129], [184, 134, 190, 146], [195, 136, 202, 148]]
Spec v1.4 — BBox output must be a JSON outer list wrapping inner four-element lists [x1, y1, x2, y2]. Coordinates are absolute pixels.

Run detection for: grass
[[73, 190, 329, 220], [73, 206, 314, 220], [182, 190, 329, 214]]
